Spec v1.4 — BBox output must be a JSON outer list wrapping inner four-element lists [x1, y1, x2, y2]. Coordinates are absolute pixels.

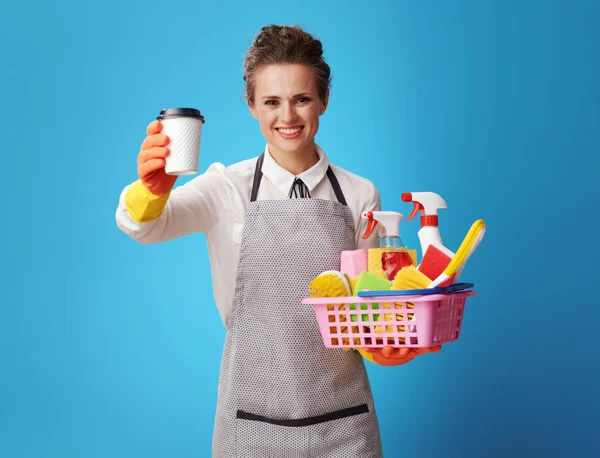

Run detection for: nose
[[281, 102, 297, 124]]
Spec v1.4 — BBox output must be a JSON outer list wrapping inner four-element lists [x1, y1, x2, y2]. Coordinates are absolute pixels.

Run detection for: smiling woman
[[114, 24, 431, 458], [249, 63, 326, 175], [243, 25, 331, 175]]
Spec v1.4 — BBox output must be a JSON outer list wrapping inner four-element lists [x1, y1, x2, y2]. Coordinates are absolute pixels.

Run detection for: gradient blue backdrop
[[2, 1, 598, 457]]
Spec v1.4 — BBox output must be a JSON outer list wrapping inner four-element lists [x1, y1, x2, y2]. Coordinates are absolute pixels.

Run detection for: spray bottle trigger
[[407, 202, 423, 221], [362, 211, 377, 239]]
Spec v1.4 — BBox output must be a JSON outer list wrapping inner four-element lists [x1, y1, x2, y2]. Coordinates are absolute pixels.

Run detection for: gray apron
[[213, 154, 383, 457]]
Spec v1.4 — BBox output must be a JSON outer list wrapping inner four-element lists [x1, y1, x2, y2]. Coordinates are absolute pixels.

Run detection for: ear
[[247, 97, 258, 120], [320, 89, 330, 115]]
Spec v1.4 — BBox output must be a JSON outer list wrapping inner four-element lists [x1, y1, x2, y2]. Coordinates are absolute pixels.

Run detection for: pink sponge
[[418, 245, 454, 287], [340, 249, 368, 277]]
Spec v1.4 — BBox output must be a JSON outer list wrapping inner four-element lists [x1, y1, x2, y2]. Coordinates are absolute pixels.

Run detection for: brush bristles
[[391, 265, 432, 290], [308, 272, 351, 298]]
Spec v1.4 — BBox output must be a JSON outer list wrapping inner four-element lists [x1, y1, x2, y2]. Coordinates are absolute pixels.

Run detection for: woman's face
[[249, 63, 328, 159]]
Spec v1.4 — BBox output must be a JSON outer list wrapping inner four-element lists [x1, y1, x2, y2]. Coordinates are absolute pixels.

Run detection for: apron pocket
[[235, 405, 370, 457], [235, 410, 310, 457]]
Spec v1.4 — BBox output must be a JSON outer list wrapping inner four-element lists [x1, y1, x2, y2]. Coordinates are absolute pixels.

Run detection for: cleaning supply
[[428, 219, 485, 288], [362, 211, 414, 280], [308, 270, 352, 298], [340, 249, 368, 277], [417, 244, 455, 287], [367, 248, 417, 278], [401, 192, 453, 257], [357, 282, 475, 297], [347, 272, 388, 296], [392, 219, 486, 290], [402, 192, 457, 286], [366, 249, 388, 278], [348, 275, 361, 295], [391, 265, 432, 290], [350, 271, 392, 322]]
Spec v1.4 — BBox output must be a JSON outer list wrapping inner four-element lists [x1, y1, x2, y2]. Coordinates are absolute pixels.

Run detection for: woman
[[116, 24, 439, 458]]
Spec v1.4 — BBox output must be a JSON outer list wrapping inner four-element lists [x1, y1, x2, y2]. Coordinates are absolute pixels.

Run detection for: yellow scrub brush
[[391, 265, 432, 290], [308, 270, 352, 298]]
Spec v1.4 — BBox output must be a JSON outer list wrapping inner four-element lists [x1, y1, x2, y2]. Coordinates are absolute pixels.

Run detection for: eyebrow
[[260, 92, 313, 100]]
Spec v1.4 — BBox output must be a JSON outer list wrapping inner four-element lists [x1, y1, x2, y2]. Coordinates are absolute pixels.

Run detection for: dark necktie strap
[[288, 178, 312, 198]]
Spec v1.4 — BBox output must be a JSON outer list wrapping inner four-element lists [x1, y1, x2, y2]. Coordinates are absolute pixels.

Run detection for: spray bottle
[[401, 192, 454, 258], [402, 192, 456, 286], [361, 211, 413, 279]]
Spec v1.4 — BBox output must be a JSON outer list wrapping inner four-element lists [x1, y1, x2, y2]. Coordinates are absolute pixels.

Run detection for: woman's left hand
[[362, 345, 442, 366]]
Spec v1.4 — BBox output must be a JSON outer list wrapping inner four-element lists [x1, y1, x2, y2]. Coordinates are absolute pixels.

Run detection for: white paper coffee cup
[[157, 108, 205, 175]]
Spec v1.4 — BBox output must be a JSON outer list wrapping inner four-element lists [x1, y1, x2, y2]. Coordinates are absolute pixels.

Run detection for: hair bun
[[243, 24, 332, 103]]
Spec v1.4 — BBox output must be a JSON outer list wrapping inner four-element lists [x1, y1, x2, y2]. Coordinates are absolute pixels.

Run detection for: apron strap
[[250, 152, 348, 205], [326, 165, 347, 206], [250, 152, 265, 202]]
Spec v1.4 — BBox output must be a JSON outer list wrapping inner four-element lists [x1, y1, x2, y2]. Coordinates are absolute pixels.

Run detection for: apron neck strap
[[326, 165, 347, 206], [250, 152, 347, 205], [250, 153, 265, 202]]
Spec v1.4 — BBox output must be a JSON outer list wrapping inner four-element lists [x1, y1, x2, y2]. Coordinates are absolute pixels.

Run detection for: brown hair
[[243, 25, 331, 104]]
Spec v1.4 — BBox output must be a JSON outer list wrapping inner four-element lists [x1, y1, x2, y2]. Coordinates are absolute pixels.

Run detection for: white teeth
[[279, 127, 302, 135]]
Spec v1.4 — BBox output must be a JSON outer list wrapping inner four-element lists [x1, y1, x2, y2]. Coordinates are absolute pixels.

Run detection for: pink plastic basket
[[302, 291, 476, 348]]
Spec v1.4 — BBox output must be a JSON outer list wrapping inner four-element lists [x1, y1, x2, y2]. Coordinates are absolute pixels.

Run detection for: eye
[[296, 97, 311, 104], [264, 100, 277, 106]]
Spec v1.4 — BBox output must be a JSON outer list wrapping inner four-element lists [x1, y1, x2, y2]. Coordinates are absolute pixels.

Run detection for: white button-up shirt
[[116, 144, 381, 327]]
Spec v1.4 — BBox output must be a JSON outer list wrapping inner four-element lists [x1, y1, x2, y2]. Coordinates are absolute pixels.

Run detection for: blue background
[[2, 0, 598, 457]]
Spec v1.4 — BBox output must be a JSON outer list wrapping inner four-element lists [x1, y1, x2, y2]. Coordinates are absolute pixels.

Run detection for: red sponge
[[418, 245, 455, 287]]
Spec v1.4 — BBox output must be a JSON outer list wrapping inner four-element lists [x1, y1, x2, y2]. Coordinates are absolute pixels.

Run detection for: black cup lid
[[157, 108, 205, 123]]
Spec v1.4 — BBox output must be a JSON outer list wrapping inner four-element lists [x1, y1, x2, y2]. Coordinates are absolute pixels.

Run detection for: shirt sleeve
[[355, 181, 382, 250], [115, 162, 234, 244]]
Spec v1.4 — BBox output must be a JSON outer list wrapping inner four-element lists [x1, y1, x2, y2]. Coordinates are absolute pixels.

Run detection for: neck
[[268, 142, 319, 175]]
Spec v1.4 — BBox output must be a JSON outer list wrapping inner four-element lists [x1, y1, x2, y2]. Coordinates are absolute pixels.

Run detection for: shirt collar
[[261, 144, 330, 197]]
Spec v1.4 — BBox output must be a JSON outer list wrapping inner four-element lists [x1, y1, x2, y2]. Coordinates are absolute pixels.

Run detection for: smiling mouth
[[276, 126, 304, 138]]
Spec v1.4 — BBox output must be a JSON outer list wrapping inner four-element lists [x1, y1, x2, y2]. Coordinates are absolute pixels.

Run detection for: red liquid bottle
[[381, 250, 413, 280], [362, 211, 413, 280]]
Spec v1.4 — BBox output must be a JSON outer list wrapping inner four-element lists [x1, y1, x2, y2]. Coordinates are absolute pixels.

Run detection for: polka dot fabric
[[212, 198, 383, 457]]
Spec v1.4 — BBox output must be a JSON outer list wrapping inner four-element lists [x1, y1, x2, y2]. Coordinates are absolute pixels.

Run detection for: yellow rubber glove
[[125, 179, 171, 223]]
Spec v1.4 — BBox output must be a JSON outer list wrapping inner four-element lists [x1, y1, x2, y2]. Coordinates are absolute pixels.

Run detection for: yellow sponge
[[348, 275, 360, 295], [369, 268, 389, 279]]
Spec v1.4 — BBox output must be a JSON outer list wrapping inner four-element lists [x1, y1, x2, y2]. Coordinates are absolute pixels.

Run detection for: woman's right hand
[[137, 120, 177, 197]]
